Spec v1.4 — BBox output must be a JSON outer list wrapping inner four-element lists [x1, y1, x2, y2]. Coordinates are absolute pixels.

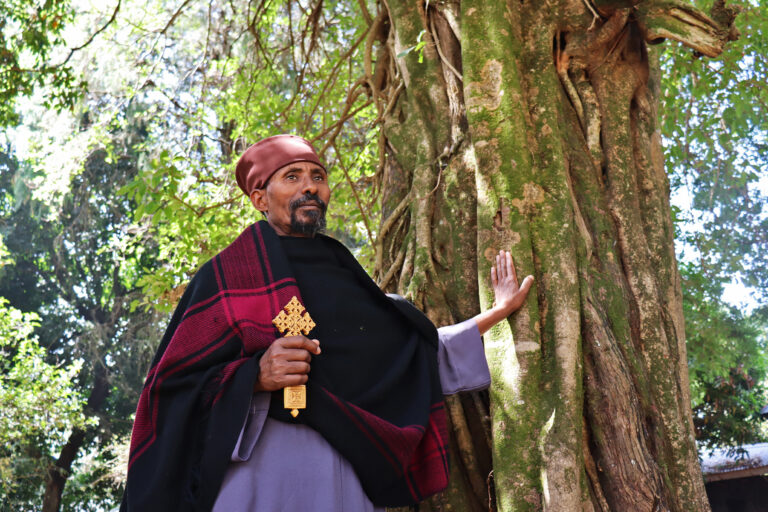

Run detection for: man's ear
[[250, 188, 268, 213]]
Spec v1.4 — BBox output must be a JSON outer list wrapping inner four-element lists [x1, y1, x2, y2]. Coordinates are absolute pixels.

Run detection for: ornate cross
[[272, 296, 316, 417], [273, 296, 316, 337]]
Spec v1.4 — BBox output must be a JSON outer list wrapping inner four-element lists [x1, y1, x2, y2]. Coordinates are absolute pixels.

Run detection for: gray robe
[[212, 318, 490, 511]]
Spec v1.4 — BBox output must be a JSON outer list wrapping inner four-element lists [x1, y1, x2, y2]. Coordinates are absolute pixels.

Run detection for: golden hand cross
[[272, 296, 316, 417]]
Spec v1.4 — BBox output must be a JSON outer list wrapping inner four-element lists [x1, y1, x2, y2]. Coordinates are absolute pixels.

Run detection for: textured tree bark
[[369, 0, 737, 510]]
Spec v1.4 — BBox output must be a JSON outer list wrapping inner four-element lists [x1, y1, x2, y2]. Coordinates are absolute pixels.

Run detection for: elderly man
[[122, 135, 532, 512]]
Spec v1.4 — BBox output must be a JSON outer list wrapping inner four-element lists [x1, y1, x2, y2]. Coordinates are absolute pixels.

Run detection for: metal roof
[[700, 442, 768, 482]]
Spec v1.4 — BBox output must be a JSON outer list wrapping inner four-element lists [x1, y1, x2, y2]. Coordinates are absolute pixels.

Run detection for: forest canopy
[[0, 0, 766, 510]]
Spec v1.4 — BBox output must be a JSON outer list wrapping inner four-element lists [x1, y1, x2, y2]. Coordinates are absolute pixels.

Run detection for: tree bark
[[369, 0, 737, 510]]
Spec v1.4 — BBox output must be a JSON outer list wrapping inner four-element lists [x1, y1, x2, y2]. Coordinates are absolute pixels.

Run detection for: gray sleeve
[[230, 392, 271, 461], [437, 318, 491, 395]]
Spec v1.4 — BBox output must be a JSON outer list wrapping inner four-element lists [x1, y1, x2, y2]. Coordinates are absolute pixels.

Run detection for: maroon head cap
[[235, 134, 325, 196]]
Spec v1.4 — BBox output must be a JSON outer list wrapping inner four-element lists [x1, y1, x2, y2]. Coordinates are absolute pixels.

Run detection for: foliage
[[0, 0, 82, 126], [694, 366, 767, 454], [0, 298, 93, 506], [682, 263, 768, 451], [659, 0, 768, 449], [0, 114, 161, 508], [59, 435, 131, 512], [661, 0, 768, 301]]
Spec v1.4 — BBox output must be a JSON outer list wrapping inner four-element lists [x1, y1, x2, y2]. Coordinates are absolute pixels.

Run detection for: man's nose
[[300, 176, 317, 194]]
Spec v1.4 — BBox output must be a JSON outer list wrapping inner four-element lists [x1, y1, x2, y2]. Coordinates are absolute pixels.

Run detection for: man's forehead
[[278, 162, 327, 174]]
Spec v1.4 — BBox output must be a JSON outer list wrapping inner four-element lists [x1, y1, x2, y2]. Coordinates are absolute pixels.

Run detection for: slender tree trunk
[[369, 0, 737, 510], [42, 364, 110, 512]]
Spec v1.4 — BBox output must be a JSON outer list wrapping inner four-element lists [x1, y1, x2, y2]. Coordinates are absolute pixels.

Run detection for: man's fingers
[[279, 348, 313, 362], [491, 265, 498, 287], [519, 275, 534, 296], [276, 335, 321, 354], [281, 360, 311, 375], [266, 373, 309, 390], [282, 374, 309, 387], [257, 351, 313, 391], [506, 251, 518, 284]]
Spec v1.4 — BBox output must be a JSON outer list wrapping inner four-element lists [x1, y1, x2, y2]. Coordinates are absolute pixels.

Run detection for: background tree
[[683, 263, 768, 452], [0, 120, 162, 510], [0, 297, 93, 508], [660, 0, 768, 453], [0, 0, 118, 125]]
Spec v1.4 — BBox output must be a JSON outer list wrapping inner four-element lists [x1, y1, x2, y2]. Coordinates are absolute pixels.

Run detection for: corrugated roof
[[700, 442, 768, 477]]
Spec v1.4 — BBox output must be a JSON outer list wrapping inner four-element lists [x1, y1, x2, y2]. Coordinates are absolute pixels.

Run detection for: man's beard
[[289, 192, 327, 237]]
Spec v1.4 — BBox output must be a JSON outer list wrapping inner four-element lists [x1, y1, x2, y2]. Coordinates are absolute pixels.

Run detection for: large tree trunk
[[369, 0, 738, 510]]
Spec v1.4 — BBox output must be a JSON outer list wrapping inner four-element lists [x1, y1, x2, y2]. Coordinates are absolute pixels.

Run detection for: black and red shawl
[[121, 221, 449, 511]]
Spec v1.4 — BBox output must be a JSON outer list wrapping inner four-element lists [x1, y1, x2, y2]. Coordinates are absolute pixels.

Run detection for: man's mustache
[[290, 193, 327, 214]]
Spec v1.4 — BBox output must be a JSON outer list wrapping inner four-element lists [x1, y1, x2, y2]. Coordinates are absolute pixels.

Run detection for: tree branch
[[157, 0, 195, 35], [378, 243, 405, 290], [57, 0, 122, 68], [635, 0, 739, 58], [356, 0, 374, 26], [331, 142, 376, 250]]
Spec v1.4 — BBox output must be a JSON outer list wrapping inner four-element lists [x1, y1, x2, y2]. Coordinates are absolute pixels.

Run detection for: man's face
[[250, 161, 331, 237]]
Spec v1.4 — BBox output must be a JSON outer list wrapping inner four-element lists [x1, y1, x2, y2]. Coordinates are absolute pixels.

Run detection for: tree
[[0, 0, 78, 125], [0, 122, 162, 511], [661, 0, 768, 301], [0, 298, 93, 508], [364, 0, 738, 510], [0, 0, 122, 127], [660, 0, 768, 453], [682, 262, 768, 452]]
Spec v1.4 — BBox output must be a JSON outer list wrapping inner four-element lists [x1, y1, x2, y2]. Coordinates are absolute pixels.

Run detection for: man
[[122, 135, 532, 511]]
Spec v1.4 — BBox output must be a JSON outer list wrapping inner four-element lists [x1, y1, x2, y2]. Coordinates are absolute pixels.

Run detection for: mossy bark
[[368, 0, 737, 510]]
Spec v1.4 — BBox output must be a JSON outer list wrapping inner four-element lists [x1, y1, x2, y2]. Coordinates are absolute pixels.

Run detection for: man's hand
[[474, 250, 534, 335], [254, 335, 321, 392], [491, 250, 534, 317]]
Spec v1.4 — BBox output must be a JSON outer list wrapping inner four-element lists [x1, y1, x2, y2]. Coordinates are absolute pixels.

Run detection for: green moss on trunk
[[373, 0, 734, 510]]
